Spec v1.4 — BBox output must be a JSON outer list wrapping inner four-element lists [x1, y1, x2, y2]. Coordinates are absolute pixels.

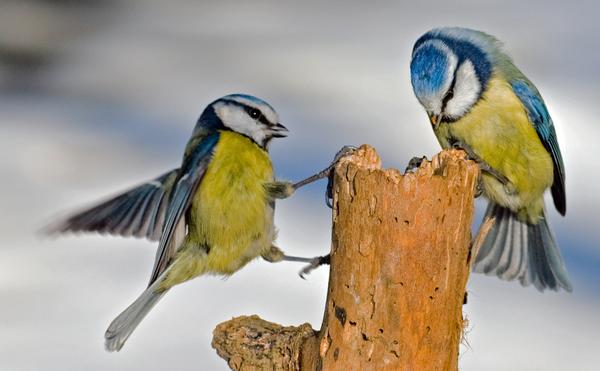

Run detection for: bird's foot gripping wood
[[405, 155, 428, 173], [292, 145, 357, 192], [406, 154, 483, 197], [266, 146, 358, 202], [475, 179, 485, 198]]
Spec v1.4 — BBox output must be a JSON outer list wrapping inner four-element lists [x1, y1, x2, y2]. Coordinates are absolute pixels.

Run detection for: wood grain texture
[[212, 315, 317, 371], [212, 145, 480, 371], [316, 145, 479, 371]]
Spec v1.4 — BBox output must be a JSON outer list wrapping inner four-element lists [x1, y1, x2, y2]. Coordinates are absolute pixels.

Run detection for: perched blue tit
[[49, 94, 332, 351], [409, 27, 571, 292]]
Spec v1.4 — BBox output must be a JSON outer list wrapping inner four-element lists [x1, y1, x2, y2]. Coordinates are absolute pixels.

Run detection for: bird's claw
[[475, 180, 485, 198], [325, 146, 357, 208], [331, 145, 358, 165], [405, 155, 428, 173], [299, 254, 331, 279], [325, 179, 335, 208], [322, 145, 358, 178]]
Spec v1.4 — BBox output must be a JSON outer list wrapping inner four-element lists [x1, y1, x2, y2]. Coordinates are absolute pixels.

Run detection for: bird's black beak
[[271, 122, 289, 138]]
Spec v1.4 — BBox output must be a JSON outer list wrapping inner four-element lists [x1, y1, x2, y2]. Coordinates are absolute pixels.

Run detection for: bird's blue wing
[[148, 132, 220, 286], [511, 80, 566, 215], [48, 169, 179, 241]]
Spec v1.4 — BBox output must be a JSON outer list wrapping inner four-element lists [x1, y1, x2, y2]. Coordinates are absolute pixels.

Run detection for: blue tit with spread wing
[[49, 94, 334, 351], [409, 27, 571, 292]]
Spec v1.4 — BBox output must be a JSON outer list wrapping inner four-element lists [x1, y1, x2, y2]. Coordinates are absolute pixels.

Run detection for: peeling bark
[[212, 145, 480, 370]]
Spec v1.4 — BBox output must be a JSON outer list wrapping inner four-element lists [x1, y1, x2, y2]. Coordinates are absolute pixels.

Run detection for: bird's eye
[[248, 108, 261, 119]]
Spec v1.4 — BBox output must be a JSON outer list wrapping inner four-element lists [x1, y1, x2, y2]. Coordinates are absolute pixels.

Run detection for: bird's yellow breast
[[435, 75, 553, 220], [185, 131, 274, 275]]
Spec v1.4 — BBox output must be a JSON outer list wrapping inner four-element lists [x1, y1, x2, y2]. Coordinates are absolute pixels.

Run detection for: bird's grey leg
[[452, 141, 510, 186], [261, 245, 330, 278], [292, 145, 357, 208], [265, 146, 357, 202], [404, 155, 428, 173], [292, 145, 357, 190]]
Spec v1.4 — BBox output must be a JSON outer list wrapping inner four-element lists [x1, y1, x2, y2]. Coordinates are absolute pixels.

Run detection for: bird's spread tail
[[473, 203, 572, 292], [105, 280, 168, 352]]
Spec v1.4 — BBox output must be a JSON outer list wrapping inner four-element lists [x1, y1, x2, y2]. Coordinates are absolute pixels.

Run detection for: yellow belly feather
[[435, 76, 553, 222], [161, 131, 274, 289]]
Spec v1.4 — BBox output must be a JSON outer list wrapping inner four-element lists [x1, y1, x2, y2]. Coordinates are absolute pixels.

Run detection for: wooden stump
[[212, 145, 480, 371]]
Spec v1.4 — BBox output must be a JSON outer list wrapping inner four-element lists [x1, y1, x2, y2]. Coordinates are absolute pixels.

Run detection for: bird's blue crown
[[411, 29, 493, 98], [223, 94, 275, 111], [410, 44, 450, 98]]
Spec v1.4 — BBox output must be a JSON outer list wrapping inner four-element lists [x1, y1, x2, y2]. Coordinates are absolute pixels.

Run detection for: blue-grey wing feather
[[511, 80, 566, 215], [48, 169, 179, 240], [147, 132, 220, 286]]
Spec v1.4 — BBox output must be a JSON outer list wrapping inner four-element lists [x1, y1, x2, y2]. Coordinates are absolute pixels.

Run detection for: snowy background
[[1, 0, 599, 370]]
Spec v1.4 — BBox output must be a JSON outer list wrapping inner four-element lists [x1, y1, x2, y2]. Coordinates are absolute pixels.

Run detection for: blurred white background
[[1, 0, 599, 370]]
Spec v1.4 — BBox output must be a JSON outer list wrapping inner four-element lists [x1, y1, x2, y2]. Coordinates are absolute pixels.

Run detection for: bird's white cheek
[[247, 125, 267, 146], [445, 60, 481, 119], [215, 104, 267, 145]]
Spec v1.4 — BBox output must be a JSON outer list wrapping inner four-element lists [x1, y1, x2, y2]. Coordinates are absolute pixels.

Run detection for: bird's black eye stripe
[[258, 115, 272, 127], [244, 106, 275, 127], [441, 71, 457, 111], [221, 99, 275, 126]]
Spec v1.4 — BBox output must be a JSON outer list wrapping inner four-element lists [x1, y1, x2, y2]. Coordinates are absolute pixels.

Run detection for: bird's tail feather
[[105, 279, 168, 352], [473, 202, 572, 292]]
